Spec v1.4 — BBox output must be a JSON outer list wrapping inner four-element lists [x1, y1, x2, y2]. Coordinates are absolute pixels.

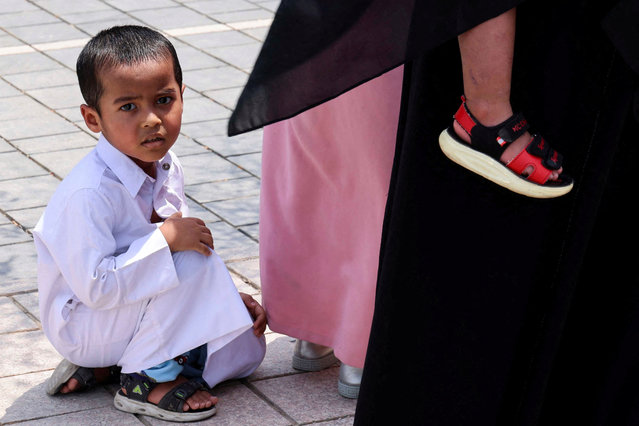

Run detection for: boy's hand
[[240, 292, 267, 337], [159, 212, 214, 256]]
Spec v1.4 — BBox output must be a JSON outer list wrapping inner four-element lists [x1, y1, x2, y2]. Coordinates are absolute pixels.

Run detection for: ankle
[[463, 97, 513, 127]]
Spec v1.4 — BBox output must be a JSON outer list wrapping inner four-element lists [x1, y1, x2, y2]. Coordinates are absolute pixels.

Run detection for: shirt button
[[162, 163, 170, 170]]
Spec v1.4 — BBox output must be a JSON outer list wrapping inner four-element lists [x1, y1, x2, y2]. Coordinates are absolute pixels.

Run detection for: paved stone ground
[[0, 1, 356, 424]]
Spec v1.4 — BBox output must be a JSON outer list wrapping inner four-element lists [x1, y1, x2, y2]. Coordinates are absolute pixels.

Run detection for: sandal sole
[[439, 128, 573, 199], [292, 351, 338, 372], [114, 391, 217, 422], [46, 359, 81, 396]]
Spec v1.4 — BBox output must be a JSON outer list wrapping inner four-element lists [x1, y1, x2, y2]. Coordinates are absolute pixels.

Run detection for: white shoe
[[292, 340, 338, 371], [338, 364, 362, 399]]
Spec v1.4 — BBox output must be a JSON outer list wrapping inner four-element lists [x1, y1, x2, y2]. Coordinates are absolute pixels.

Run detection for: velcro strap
[[120, 373, 156, 402], [453, 96, 476, 135], [496, 113, 529, 144], [526, 134, 562, 170], [158, 380, 205, 412]]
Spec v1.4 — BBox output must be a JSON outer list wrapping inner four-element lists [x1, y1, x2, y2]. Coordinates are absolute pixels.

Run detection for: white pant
[[54, 250, 265, 387]]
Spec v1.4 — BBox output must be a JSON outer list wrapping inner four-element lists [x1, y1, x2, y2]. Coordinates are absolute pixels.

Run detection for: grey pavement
[[0, 1, 355, 424]]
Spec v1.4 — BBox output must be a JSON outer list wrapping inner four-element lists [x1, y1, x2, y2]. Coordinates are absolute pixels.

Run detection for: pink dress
[[259, 67, 403, 367]]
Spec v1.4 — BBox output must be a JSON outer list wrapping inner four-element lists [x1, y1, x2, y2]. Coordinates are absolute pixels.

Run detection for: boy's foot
[[46, 359, 121, 395], [115, 373, 217, 422], [452, 117, 562, 181], [121, 375, 218, 412], [59, 367, 114, 394], [439, 96, 573, 198]]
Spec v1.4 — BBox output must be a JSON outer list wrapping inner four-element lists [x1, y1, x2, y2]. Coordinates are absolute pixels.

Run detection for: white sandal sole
[[114, 391, 216, 422], [439, 129, 573, 199]]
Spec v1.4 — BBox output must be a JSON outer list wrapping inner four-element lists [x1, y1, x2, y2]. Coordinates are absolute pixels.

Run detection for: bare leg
[[452, 8, 560, 180]]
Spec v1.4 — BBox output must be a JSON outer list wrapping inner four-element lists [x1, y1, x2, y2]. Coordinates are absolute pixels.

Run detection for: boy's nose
[[142, 111, 162, 127]]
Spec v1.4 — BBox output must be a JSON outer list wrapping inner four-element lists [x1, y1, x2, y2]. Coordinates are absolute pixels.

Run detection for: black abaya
[[229, 1, 639, 424]]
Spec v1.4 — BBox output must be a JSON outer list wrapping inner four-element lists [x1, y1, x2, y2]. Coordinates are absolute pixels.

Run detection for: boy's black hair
[[76, 25, 183, 113]]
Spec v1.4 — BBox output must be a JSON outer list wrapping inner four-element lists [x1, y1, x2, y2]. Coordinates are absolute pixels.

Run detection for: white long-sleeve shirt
[[34, 134, 187, 337]]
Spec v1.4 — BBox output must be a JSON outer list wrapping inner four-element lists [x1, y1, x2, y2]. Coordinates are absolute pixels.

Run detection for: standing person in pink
[[259, 67, 403, 398]]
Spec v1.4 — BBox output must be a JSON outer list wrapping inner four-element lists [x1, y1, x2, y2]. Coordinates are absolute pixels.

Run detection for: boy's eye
[[157, 96, 172, 105], [120, 103, 136, 112]]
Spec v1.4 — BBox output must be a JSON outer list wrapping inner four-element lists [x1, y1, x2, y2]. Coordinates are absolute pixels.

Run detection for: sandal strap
[[120, 373, 157, 403], [157, 379, 208, 413], [508, 134, 564, 184], [526, 134, 563, 170], [71, 367, 97, 390]]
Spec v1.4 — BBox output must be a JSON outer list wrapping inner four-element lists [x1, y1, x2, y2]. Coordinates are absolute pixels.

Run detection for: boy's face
[[81, 58, 185, 173]]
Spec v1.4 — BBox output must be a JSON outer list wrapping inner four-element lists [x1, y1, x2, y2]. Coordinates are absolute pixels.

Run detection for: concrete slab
[[204, 195, 259, 227], [253, 369, 357, 424], [0, 296, 39, 333], [0, 330, 62, 377], [186, 176, 261, 203], [0, 223, 32, 246], [0, 371, 114, 424], [0, 241, 38, 294]]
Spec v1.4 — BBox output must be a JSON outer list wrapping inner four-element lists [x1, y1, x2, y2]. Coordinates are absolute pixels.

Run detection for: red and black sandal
[[438, 96, 574, 198]]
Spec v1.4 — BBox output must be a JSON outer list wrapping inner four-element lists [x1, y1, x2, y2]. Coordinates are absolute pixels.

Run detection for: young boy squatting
[[33, 25, 266, 422]]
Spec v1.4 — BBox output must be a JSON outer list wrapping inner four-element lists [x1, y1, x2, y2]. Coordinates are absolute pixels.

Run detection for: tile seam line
[[0, 19, 273, 57]]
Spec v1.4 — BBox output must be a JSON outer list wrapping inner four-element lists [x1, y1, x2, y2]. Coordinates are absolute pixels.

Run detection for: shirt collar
[[95, 134, 173, 197]]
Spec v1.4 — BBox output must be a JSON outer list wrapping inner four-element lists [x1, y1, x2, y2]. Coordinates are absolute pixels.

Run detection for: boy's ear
[[80, 104, 102, 133], [181, 84, 186, 97]]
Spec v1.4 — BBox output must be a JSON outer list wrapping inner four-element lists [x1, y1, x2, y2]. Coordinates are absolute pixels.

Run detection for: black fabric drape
[[228, 0, 639, 424]]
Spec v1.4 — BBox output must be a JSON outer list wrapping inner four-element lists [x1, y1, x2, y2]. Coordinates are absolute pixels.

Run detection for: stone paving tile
[[31, 146, 93, 178], [0, 175, 61, 210], [179, 151, 250, 184], [0, 371, 115, 424], [0, 330, 62, 376], [35, 0, 113, 16], [0, 52, 61, 75], [179, 30, 256, 51], [207, 221, 258, 260], [27, 84, 85, 110], [230, 151, 261, 176], [130, 7, 217, 30], [3, 68, 78, 91], [0, 79, 21, 97], [11, 131, 96, 155], [210, 8, 273, 24], [240, 222, 259, 240], [0, 223, 32, 246], [185, 0, 260, 15], [0, 113, 78, 140], [75, 16, 147, 37], [5, 206, 44, 230], [43, 46, 84, 70], [186, 199, 222, 224], [0, 1, 38, 14], [0, 296, 39, 333], [248, 333, 302, 381], [203, 86, 243, 109], [184, 65, 248, 92], [227, 257, 260, 286], [205, 194, 259, 227], [13, 291, 40, 321], [7, 22, 88, 45], [186, 176, 260, 203], [0, 151, 48, 180], [0, 241, 38, 294], [183, 95, 231, 122], [253, 368, 357, 424], [0, 10, 59, 29], [17, 406, 144, 425], [172, 39, 226, 71], [204, 42, 262, 71], [143, 381, 291, 425]]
